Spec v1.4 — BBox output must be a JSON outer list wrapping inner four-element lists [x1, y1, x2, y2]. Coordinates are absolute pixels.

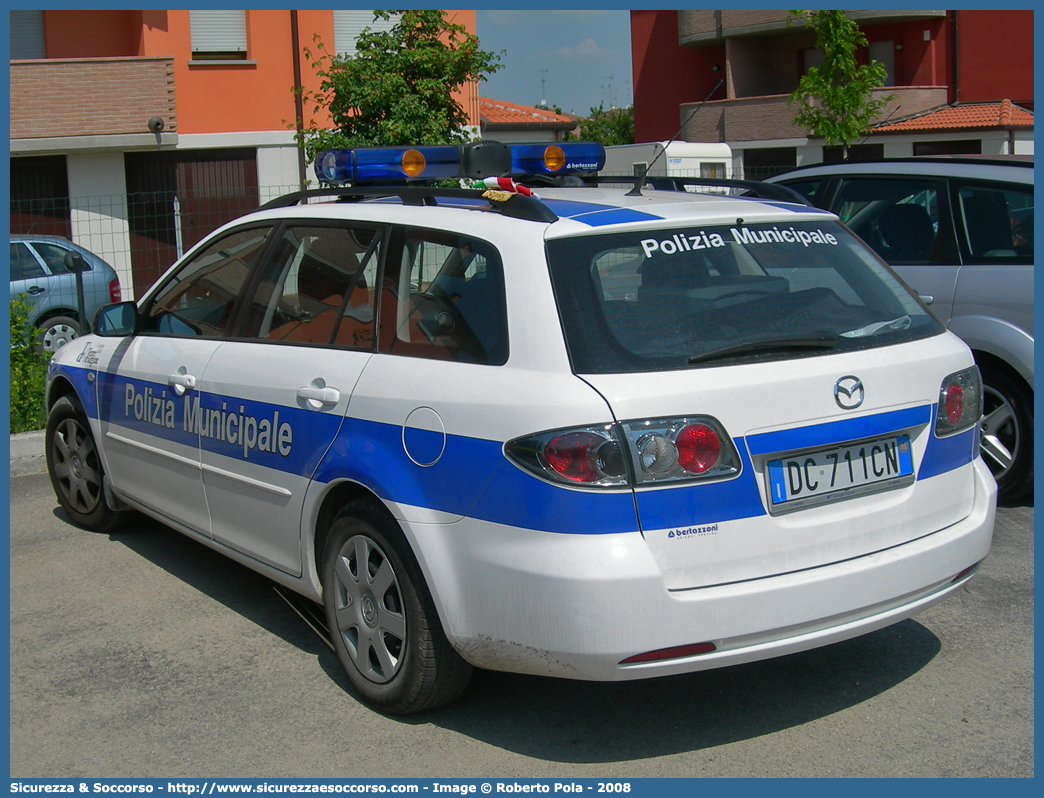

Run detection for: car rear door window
[[378, 227, 508, 365], [31, 242, 89, 274], [832, 177, 950, 265], [953, 181, 1033, 263]]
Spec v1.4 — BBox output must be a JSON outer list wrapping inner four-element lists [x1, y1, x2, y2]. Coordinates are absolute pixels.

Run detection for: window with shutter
[[189, 10, 248, 60], [332, 11, 399, 56]]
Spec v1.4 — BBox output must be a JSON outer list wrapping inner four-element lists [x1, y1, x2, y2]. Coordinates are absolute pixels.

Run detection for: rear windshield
[[546, 220, 943, 374]]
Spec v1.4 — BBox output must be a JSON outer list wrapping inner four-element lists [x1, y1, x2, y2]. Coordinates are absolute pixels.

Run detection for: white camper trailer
[[601, 141, 733, 180]]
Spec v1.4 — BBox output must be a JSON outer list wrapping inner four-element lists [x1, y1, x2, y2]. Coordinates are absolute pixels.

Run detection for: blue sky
[[473, 10, 633, 115]]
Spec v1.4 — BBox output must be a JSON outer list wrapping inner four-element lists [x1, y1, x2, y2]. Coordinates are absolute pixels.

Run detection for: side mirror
[[63, 250, 87, 273], [93, 302, 138, 337]]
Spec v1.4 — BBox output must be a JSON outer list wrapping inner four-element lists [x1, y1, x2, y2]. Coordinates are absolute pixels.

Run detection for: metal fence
[[11, 186, 299, 303]]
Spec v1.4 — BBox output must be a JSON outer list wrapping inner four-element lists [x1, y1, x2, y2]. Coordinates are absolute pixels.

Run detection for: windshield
[[545, 220, 942, 374]]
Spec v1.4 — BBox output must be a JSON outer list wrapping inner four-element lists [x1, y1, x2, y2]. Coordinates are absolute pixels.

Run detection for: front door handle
[[918, 294, 934, 305], [297, 383, 341, 408], [168, 369, 197, 396]]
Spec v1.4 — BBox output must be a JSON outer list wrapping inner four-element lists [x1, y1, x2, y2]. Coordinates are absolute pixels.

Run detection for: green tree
[[787, 10, 894, 156], [9, 296, 49, 433], [299, 10, 501, 157], [566, 104, 634, 146]]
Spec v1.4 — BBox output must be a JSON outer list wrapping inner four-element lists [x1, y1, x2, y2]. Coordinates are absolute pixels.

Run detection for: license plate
[[767, 435, 914, 509]]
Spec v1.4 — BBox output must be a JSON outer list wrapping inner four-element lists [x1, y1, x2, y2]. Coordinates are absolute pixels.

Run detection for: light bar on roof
[[313, 141, 607, 185]]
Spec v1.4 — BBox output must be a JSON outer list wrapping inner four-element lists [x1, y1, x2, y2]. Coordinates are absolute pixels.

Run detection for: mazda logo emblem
[[834, 376, 864, 409]]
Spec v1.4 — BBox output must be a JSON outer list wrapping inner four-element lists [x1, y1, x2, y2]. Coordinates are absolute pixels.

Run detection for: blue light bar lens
[[509, 143, 606, 176], [315, 150, 354, 184], [314, 146, 462, 184]]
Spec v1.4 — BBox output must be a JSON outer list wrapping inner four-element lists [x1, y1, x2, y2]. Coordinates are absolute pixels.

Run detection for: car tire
[[45, 395, 128, 532], [38, 315, 81, 354], [978, 364, 1033, 502], [322, 500, 473, 714]]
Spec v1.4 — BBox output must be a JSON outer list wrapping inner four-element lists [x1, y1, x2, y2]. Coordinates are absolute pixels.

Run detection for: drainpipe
[[951, 10, 960, 105], [291, 10, 308, 191]]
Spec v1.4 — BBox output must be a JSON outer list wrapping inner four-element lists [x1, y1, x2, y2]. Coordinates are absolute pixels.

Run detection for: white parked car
[[45, 142, 995, 714], [768, 157, 1033, 500]]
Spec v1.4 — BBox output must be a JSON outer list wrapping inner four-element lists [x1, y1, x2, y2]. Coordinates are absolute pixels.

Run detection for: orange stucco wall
[[41, 9, 480, 136], [135, 10, 334, 135]]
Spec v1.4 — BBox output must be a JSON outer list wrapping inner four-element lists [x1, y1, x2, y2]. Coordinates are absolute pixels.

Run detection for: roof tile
[[874, 100, 1034, 132], [478, 96, 576, 127]]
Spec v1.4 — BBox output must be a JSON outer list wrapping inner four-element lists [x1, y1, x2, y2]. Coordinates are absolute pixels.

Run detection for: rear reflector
[[951, 562, 980, 584], [620, 641, 717, 665]]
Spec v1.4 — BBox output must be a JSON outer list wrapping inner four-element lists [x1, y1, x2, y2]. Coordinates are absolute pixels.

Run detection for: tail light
[[623, 417, 739, 484], [505, 416, 740, 489], [542, 429, 628, 485], [506, 424, 630, 488], [109, 278, 121, 303], [935, 366, 982, 437]]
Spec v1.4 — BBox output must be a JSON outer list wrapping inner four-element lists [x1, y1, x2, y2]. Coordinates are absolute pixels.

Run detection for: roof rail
[[580, 175, 812, 205], [642, 176, 813, 206], [259, 186, 559, 223], [772, 154, 1034, 179]]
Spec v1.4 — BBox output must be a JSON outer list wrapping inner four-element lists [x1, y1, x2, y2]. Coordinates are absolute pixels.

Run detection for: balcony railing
[[679, 86, 949, 144], [679, 10, 947, 46], [10, 57, 176, 145]]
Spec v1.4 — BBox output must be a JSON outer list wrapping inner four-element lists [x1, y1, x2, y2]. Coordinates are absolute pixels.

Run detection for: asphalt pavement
[[10, 429, 46, 477], [8, 450, 1034, 778]]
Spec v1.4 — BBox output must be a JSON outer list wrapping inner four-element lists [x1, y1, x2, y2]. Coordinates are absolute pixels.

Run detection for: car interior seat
[[877, 204, 936, 262]]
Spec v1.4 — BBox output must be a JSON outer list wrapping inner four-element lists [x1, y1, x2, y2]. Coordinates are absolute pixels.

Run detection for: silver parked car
[[9, 236, 122, 352], [768, 157, 1033, 500]]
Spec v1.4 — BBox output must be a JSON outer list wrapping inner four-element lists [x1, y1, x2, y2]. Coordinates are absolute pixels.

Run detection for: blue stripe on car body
[[59, 365, 979, 536], [745, 406, 932, 455]]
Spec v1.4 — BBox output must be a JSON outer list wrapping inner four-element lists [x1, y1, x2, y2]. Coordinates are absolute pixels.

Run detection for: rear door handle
[[27, 286, 45, 295], [918, 294, 934, 305]]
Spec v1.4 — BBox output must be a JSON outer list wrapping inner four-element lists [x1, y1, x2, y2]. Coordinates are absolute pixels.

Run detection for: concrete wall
[[65, 153, 134, 300]]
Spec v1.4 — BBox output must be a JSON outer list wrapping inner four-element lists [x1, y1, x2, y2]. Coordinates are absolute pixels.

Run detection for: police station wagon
[[45, 142, 996, 714]]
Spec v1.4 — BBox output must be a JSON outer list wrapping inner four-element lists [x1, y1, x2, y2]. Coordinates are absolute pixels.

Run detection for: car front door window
[[833, 178, 944, 265], [145, 226, 272, 337]]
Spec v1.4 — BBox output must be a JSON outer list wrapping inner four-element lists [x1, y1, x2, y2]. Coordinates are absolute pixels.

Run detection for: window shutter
[[10, 10, 46, 60], [189, 10, 247, 54], [332, 10, 399, 56]]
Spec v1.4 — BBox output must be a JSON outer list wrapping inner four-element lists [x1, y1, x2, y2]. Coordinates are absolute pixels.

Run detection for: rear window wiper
[[687, 333, 838, 365]]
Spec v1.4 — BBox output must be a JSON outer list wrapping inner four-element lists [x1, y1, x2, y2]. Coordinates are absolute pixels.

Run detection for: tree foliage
[[566, 104, 634, 146], [299, 10, 501, 157], [9, 296, 48, 433], [787, 10, 894, 153]]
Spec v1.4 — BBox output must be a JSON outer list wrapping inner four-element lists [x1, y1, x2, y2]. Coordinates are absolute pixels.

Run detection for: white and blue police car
[[45, 141, 996, 714]]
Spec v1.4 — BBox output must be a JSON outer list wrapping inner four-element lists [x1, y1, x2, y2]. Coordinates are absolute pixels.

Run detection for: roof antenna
[[855, 104, 901, 151], [627, 78, 724, 197]]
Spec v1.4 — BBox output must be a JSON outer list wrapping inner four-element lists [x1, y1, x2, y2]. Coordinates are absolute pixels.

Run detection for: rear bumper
[[405, 458, 996, 681]]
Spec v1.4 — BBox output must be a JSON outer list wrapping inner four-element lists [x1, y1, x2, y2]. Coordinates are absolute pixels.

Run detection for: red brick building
[[630, 10, 1033, 177]]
